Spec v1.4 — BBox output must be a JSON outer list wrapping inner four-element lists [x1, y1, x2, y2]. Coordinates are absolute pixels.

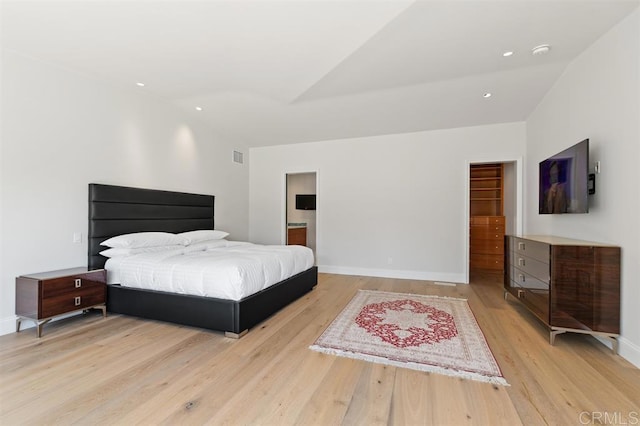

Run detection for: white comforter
[[105, 241, 314, 301]]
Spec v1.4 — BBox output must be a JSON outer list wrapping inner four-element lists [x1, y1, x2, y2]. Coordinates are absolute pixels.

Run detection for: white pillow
[[100, 245, 185, 258], [100, 232, 187, 248], [178, 230, 229, 245]]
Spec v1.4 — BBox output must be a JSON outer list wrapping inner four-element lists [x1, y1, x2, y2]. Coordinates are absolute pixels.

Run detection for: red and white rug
[[310, 290, 507, 385]]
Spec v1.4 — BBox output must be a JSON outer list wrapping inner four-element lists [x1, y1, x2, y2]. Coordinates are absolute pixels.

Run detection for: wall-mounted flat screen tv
[[539, 139, 589, 214], [296, 194, 316, 210]]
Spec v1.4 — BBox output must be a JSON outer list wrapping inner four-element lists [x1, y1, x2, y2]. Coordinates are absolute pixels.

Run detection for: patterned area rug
[[310, 290, 507, 385]]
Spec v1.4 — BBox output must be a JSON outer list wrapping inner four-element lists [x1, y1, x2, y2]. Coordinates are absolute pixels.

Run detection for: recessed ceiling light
[[532, 44, 551, 55], [483, 93, 492, 98], [195, 106, 203, 111], [136, 82, 145, 87], [502, 51, 514, 57]]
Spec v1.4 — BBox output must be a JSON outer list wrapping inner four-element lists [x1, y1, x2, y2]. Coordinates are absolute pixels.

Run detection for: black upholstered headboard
[[88, 184, 214, 270]]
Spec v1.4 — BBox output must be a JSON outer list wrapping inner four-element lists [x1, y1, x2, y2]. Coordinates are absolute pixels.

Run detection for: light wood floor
[[1, 273, 639, 425]]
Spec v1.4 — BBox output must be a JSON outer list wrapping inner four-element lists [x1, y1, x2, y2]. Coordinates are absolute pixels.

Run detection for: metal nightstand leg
[[94, 304, 107, 318], [16, 316, 52, 338]]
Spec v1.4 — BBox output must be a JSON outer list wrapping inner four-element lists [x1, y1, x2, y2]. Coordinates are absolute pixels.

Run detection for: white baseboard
[[317, 265, 466, 284], [595, 335, 640, 368], [0, 315, 19, 336], [618, 336, 640, 368]]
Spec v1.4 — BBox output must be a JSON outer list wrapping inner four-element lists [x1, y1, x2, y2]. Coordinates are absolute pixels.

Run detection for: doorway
[[285, 172, 317, 253], [468, 161, 518, 281]]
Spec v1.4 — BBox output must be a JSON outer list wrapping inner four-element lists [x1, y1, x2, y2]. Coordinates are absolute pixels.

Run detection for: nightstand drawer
[[42, 276, 105, 298], [41, 286, 105, 318]]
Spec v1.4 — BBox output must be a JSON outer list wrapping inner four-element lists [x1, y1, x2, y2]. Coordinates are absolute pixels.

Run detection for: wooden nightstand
[[15, 267, 107, 337]]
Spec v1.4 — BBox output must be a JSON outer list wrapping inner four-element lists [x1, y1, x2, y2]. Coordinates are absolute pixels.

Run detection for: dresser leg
[[610, 337, 619, 355], [550, 329, 565, 345], [16, 317, 22, 333]]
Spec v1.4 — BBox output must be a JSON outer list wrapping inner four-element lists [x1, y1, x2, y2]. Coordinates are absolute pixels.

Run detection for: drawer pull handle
[[518, 242, 525, 250], [519, 274, 526, 283], [518, 258, 525, 266], [74, 296, 81, 306], [75, 279, 82, 288], [517, 289, 525, 298]]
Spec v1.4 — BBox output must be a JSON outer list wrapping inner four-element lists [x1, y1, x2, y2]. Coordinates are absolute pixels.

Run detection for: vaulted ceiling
[[2, 1, 638, 146]]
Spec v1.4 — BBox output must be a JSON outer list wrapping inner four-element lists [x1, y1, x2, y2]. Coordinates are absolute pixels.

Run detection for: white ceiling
[[2, 0, 638, 147]]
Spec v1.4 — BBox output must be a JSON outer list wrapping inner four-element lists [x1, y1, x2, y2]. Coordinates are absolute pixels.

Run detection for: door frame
[[464, 157, 523, 283], [282, 169, 319, 249]]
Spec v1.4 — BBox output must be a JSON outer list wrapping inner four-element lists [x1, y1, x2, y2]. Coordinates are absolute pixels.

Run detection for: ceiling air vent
[[232, 150, 244, 165]]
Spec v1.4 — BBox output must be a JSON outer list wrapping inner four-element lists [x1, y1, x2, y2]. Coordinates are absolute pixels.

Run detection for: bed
[[88, 183, 318, 337]]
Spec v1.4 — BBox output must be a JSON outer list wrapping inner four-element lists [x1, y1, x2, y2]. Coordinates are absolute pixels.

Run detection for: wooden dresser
[[470, 216, 505, 271], [504, 235, 620, 352], [16, 267, 107, 337], [287, 227, 307, 246]]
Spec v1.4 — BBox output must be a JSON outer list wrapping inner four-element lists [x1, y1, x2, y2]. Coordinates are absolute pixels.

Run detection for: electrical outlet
[[73, 232, 82, 244]]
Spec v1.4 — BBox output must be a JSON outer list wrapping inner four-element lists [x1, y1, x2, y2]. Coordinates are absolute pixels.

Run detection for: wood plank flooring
[[1, 273, 638, 425]]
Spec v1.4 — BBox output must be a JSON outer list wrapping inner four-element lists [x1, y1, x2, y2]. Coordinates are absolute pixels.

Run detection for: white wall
[[525, 10, 640, 366], [250, 122, 526, 282], [0, 51, 249, 334]]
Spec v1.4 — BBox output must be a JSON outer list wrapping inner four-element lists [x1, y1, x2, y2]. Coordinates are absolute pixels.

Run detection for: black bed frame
[[88, 183, 317, 337]]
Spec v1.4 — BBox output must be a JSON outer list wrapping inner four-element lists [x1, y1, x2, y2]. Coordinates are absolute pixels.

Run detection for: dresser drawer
[[470, 239, 504, 254], [470, 226, 505, 240], [511, 265, 549, 291], [510, 251, 550, 283], [512, 237, 549, 263], [470, 216, 505, 226], [509, 281, 550, 323], [470, 253, 503, 270]]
